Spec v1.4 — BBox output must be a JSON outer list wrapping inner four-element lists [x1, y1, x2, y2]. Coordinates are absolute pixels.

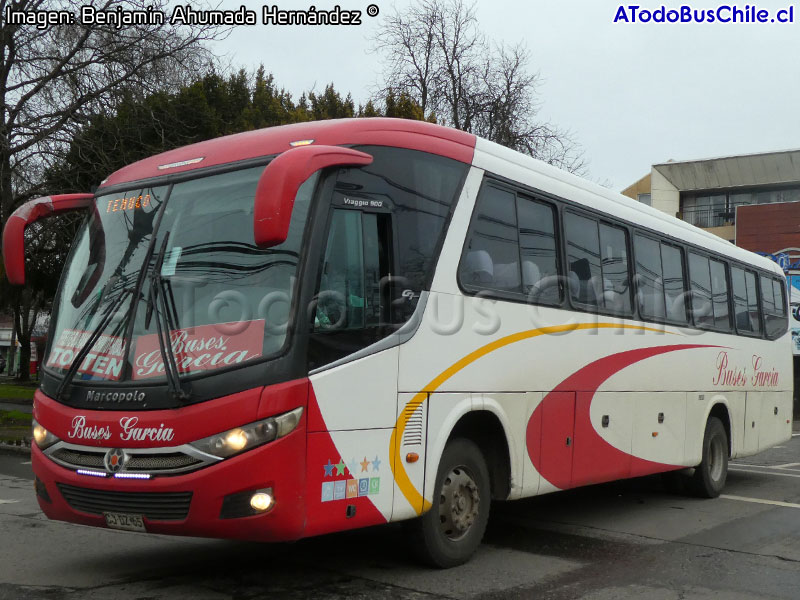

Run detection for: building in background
[[624, 149, 800, 412]]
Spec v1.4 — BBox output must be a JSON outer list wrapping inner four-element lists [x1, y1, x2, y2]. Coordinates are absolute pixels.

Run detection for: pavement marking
[[731, 462, 800, 473], [20, 461, 31, 465], [721, 494, 800, 509], [0, 499, 19, 505], [730, 466, 800, 479]]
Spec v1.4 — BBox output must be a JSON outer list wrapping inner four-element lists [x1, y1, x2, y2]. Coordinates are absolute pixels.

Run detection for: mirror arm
[[2, 193, 94, 285], [254, 145, 373, 248]]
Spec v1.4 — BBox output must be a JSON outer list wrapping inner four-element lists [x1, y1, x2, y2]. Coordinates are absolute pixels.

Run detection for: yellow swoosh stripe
[[390, 322, 670, 514]]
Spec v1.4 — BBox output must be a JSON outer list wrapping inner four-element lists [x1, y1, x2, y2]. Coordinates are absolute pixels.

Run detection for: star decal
[[360, 456, 370, 472], [323, 459, 334, 477], [372, 455, 381, 471], [335, 459, 346, 476], [348, 458, 359, 476]]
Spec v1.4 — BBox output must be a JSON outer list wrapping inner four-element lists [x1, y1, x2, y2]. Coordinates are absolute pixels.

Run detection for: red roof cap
[[100, 118, 476, 190]]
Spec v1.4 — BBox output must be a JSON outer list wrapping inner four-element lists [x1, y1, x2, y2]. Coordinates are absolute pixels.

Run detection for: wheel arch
[[707, 401, 732, 458], [425, 396, 515, 503]]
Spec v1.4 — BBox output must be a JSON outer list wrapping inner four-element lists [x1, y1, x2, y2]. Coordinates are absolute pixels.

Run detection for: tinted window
[[732, 267, 762, 334], [599, 223, 632, 314], [341, 146, 467, 310], [710, 259, 731, 330], [744, 271, 762, 335], [689, 253, 713, 327], [460, 186, 520, 293], [634, 235, 665, 320], [565, 212, 602, 309], [762, 275, 788, 339], [517, 196, 560, 305], [315, 210, 368, 331], [661, 245, 687, 323]]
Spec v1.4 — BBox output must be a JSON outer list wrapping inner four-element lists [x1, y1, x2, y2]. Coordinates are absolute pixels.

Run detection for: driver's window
[[315, 210, 367, 331], [309, 208, 391, 369]]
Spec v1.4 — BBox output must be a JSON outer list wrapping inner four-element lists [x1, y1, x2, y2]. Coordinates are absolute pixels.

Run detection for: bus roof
[[99, 118, 476, 190]]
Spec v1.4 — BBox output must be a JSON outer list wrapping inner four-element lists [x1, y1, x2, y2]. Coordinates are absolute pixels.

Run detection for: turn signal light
[[406, 452, 419, 463]]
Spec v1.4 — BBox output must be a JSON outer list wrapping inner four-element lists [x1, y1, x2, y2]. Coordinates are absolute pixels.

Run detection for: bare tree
[[372, 0, 585, 174], [0, 0, 224, 379]]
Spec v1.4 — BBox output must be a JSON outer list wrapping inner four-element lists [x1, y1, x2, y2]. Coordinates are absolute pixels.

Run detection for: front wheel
[[691, 416, 728, 498], [407, 438, 491, 568]]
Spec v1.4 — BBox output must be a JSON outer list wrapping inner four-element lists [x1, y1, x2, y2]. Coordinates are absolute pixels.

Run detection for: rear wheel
[[691, 416, 728, 498], [407, 438, 490, 568]]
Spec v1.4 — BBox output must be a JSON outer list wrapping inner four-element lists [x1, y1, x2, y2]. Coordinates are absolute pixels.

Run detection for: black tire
[[407, 438, 491, 568], [691, 417, 729, 498]]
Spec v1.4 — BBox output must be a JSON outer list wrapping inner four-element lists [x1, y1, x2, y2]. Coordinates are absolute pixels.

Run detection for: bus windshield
[[45, 165, 315, 384]]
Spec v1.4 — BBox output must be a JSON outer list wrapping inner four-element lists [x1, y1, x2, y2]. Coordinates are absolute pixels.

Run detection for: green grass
[[0, 410, 32, 426], [0, 383, 36, 401], [0, 409, 32, 445]]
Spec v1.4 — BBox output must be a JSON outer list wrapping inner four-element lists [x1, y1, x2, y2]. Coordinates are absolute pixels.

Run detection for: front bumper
[[32, 429, 307, 542]]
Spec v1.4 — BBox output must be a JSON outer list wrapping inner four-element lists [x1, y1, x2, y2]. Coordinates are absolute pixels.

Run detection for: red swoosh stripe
[[527, 344, 717, 489]]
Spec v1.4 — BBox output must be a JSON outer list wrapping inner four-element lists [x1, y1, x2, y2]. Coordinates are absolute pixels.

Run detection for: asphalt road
[[1, 434, 799, 600]]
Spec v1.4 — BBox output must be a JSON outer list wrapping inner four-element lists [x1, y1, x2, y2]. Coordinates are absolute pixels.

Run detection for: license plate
[[103, 512, 146, 532]]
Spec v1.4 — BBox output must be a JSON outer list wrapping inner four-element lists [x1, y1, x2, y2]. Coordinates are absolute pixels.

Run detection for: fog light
[[250, 492, 273, 512]]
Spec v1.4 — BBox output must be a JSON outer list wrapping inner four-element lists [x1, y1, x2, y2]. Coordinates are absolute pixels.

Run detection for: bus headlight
[[190, 407, 303, 459], [32, 419, 60, 450]]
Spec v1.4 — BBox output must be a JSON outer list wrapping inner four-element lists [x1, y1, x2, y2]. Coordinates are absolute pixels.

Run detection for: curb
[[0, 443, 31, 456]]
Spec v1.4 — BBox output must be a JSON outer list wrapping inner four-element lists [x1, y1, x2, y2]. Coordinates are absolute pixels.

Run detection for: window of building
[[637, 193, 652, 206]]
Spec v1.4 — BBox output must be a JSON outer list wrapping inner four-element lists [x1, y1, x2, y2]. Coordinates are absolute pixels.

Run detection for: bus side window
[[634, 235, 666, 320], [564, 212, 602, 310], [731, 266, 762, 334], [598, 222, 632, 315], [710, 259, 731, 331], [762, 274, 787, 339], [660, 244, 687, 324], [517, 195, 560, 305], [459, 186, 521, 294], [689, 252, 713, 328]]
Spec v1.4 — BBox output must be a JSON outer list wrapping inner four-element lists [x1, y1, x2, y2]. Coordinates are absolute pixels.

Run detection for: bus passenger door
[[538, 391, 575, 492]]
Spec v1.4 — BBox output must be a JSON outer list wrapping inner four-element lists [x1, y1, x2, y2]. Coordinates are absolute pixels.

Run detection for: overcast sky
[[212, 0, 800, 191]]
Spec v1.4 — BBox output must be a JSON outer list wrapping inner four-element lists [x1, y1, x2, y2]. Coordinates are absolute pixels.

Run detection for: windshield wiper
[[55, 287, 134, 402], [148, 236, 190, 403]]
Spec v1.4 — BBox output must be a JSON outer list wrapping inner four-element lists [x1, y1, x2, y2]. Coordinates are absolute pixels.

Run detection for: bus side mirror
[[2, 193, 94, 286], [254, 145, 373, 248]]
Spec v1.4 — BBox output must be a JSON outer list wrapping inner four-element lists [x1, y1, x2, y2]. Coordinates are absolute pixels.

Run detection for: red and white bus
[[3, 118, 792, 567]]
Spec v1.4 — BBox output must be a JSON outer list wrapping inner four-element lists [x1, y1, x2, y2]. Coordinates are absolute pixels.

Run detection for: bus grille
[[49, 448, 203, 474], [57, 484, 192, 521]]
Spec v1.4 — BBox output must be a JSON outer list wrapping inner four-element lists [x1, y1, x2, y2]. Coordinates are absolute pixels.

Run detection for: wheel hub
[[439, 466, 480, 540]]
